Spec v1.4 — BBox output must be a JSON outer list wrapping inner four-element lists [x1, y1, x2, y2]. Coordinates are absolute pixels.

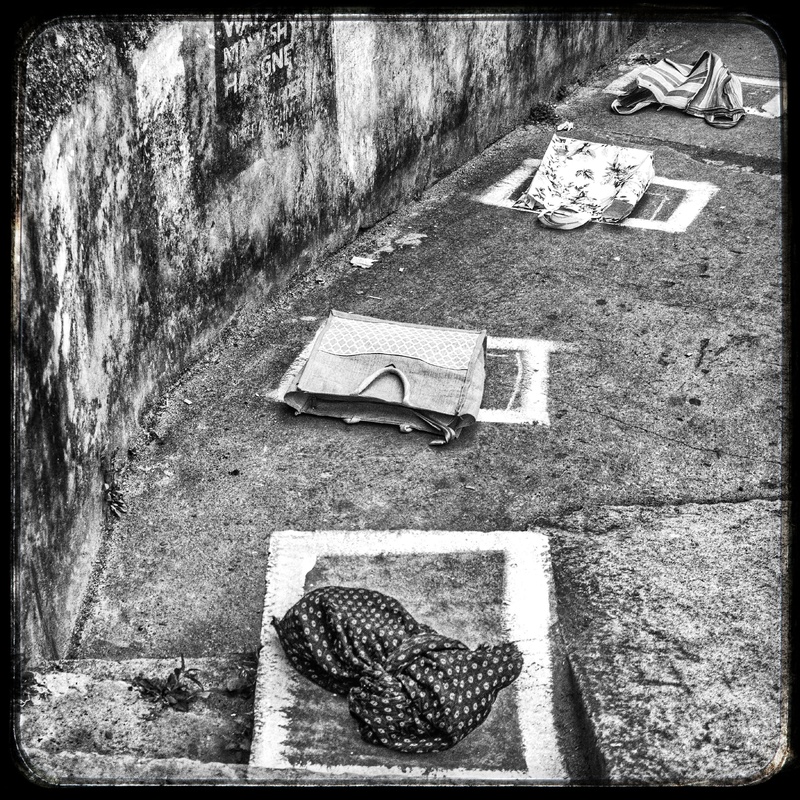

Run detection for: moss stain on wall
[[16, 13, 634, 661]]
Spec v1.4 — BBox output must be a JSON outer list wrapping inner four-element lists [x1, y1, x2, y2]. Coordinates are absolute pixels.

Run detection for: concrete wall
[[15, 14, 634, 662]]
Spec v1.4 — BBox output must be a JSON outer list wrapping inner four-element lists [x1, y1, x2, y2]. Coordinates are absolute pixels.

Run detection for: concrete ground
[[36, 17, 789, 786]]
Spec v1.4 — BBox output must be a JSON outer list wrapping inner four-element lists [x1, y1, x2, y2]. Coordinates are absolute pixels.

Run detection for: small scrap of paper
[[350, 256, 377, 268], [394, 232, 428, 247], [557, 120, 575, 131]]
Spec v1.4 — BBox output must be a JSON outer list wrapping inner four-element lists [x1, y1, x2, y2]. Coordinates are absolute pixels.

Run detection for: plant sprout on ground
[[132, 655, 209, 712]]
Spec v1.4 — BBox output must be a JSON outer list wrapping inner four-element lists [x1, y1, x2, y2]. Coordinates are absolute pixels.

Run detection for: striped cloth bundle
[[612, 50, 745, 128]]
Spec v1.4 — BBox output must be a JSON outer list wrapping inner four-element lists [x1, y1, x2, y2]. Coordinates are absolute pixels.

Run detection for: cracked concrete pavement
[[65, 17, 790, 785]]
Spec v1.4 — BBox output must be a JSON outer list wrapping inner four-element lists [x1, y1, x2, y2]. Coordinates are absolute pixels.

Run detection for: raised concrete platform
[[15, 655, 258, 786], [250, 530, 571, 783]]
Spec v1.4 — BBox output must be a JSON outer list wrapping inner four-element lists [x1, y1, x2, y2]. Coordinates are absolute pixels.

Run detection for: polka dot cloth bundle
[[270, 585, 436, 695], [271, 586, 524, 753]]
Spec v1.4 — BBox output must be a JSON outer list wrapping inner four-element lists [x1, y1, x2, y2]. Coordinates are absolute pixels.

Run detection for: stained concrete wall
[[15, 14, 635, 662]]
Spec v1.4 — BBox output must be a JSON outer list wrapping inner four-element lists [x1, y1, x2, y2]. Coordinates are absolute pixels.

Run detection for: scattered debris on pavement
[[104, 479, 129, 518], [528, 101, 559, 125], [625, 52, 658, 65], [394, 232, 428, 247], [350, 255, 378, 268]]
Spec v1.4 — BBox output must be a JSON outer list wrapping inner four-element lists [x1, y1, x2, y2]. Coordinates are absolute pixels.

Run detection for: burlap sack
[[283, 310, 487, 445]]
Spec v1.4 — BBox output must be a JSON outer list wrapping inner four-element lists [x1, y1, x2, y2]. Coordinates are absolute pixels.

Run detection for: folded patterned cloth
[[272, 586, 524, 753], [611, 50, 745, 128], [349, 633, 523, 753], [271, 586, 436, 695]]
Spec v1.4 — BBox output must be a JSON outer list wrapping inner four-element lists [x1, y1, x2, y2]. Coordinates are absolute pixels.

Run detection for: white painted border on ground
[[249, 529, 566, 782], [476, 158, 541, 207], [619, 176, 718, 233], [744, 94, 782, 119], [474, 165, 718, 234], [267, 328, 564, 427], [480, 337, 560, 426]]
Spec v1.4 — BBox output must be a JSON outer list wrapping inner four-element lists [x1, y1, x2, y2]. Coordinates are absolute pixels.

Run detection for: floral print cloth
[[272, 585, 524, 753], [513, 135, 655, 227]]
